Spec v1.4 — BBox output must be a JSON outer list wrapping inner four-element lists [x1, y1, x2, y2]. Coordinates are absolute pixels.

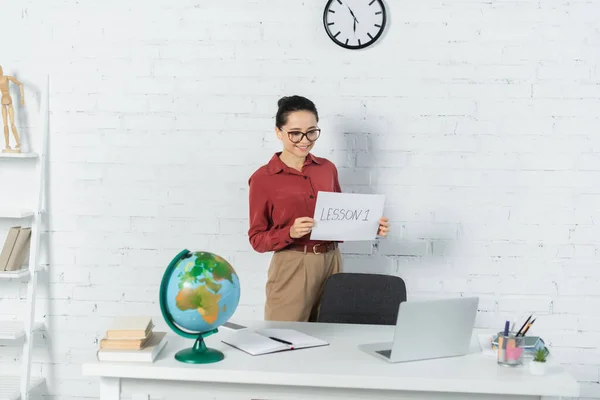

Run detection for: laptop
[[359, 296, 479, 363]]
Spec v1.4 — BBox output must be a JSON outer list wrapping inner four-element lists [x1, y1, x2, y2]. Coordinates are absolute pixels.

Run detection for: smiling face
[[276, 110, 320, 158]]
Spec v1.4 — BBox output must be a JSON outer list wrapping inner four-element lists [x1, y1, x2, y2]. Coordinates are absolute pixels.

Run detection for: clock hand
[[346, 5, 359, 23]]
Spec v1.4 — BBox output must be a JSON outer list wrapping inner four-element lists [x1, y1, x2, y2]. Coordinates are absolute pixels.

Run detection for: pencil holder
[[497, 332, 524, 367]]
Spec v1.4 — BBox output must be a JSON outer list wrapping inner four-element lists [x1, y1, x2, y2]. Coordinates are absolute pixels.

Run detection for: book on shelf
[[222, 328, 329, 356], [0, 226, 31, 271], [97, 316, 167, 362]]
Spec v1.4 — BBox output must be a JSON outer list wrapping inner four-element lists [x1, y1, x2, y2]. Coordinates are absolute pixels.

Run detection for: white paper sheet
[[310, 191, 385, 241], [221, 329, 329, 356]]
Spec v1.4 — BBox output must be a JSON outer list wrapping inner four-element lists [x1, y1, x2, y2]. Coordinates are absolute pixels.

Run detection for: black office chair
[[316, 272, 407, 325]]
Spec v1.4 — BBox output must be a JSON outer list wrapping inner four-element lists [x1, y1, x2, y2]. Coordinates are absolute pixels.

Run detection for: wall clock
[[323, 0, 387, 50]]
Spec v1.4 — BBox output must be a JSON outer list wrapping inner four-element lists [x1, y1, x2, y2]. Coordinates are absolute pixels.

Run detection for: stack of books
[[97, 316, 167, 363], [0, 226, 31, 272]]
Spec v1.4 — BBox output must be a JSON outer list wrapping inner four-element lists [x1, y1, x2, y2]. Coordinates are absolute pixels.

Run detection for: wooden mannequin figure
[[0, 65, 25, 153]]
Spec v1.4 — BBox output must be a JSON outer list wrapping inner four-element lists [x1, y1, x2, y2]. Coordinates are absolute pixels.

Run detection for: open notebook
[[222, 328, 329, 356]]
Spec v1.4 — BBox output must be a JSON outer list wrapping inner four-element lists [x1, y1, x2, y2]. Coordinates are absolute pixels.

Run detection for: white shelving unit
[[0, 153, 38, 159], [0, 321, 44, 341], [0, 75, 48, 400], [0, 268, 29, 279], [0, 377, 44, 400], [0, 209, 35, 219]]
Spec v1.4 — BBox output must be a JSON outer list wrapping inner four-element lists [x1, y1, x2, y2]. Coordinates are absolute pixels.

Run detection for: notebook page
[[257, 329, 328, 348], [222, 330, 289, 355]]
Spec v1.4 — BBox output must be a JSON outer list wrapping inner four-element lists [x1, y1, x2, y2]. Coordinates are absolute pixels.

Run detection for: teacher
[[248, 95, 390, 322]]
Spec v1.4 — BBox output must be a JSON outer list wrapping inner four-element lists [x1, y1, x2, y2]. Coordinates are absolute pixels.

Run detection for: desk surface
[[82, 320, 579, 398]]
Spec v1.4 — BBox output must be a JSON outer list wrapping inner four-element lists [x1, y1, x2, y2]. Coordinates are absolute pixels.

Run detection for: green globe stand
[[174, 329, 224, 364]]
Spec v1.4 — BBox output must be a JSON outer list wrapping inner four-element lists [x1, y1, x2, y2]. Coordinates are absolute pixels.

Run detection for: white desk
[[82, 320, 579, 400]]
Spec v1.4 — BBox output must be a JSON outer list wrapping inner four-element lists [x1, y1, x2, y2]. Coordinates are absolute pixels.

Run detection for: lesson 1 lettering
[[319, 208, 370, 221]]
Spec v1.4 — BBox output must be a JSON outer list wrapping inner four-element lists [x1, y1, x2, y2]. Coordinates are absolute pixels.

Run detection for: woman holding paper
[[247, 95, 390, 322]]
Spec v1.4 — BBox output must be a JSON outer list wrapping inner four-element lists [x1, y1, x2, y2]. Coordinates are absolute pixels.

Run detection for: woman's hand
[[290, 217, 315, 239], [377, 217, 390, 237]]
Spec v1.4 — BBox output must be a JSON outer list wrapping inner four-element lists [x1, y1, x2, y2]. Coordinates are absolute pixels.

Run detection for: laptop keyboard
[[376, 349, 392, 358]]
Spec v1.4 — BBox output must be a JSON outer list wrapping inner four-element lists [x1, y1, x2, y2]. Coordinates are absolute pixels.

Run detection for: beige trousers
[[264, 248, 342, 322]]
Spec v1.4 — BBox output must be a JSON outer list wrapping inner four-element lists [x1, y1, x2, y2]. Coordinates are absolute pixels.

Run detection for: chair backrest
[[317, 272, 407, 325]]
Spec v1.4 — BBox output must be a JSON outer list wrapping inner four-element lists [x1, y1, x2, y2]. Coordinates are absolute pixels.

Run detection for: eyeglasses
[[280, 127, 321, 143]]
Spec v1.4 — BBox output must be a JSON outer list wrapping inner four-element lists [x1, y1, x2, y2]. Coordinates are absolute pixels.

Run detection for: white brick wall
[[1, 0, 600, 398]]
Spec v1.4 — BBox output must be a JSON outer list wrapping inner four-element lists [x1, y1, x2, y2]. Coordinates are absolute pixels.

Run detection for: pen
[[508, 320, 516, 348], [269, 336, 294, 347], [516, 315, 532, 337], [521, 318, 536, 336], [499, 320, 510, 359]]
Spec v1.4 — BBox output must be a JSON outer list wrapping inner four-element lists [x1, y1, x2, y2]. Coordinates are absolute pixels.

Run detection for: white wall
[[1, 0, 599, 398]]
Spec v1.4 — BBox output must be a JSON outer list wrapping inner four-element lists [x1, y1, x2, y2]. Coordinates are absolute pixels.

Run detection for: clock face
[[323, 0, 387, 50]]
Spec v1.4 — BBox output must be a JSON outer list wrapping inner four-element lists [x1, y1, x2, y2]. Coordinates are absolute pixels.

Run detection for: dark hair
[[275, 95, 319, 128]]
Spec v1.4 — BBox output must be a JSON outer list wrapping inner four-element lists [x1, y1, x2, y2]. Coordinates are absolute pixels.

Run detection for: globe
[[159, 249, 241, 364]]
